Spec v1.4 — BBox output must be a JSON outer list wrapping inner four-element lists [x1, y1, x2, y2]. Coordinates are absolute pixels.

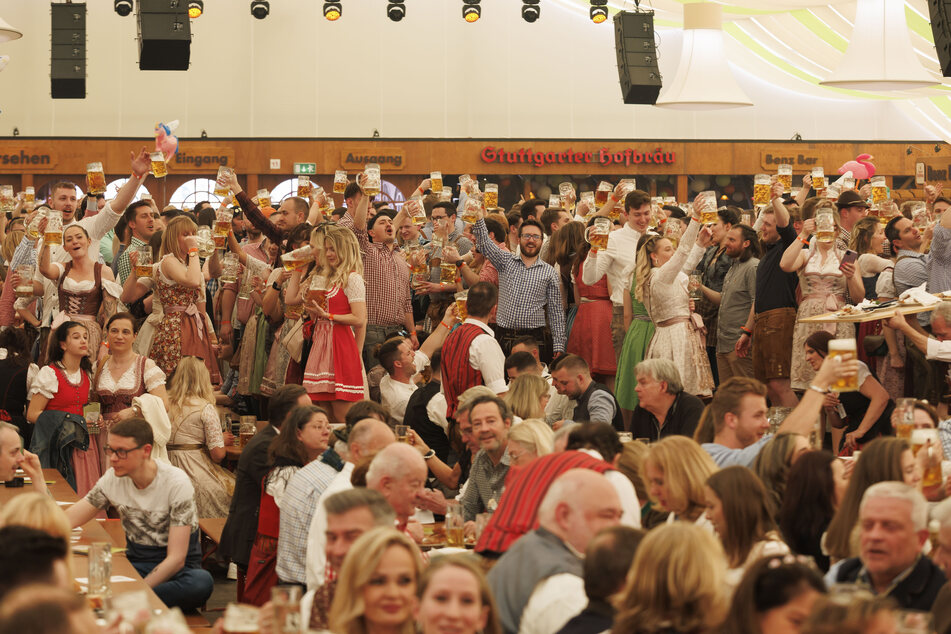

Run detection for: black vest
[[574, 381, 624, 431], [404, 380, 452, 462]]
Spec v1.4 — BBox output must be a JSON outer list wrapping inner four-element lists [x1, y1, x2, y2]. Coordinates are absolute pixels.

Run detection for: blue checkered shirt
[[276, 460, 339, 584], [472, 219, 566, 353]]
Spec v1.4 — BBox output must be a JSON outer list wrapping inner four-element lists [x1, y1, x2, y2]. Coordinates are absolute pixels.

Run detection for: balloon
[[154, 120, 180, 161], [715, 175, 731, 187]]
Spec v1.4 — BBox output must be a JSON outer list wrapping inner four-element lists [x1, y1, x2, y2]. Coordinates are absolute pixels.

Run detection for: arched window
[[105, 178, 151, 203], [378, 179, 406, 210], [269, 178, 297, 204], [169, 178, 224, 210]]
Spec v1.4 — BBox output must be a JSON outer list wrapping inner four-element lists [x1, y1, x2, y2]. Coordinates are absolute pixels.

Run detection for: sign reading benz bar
[[480, 146, 676, 167], [342, 149, 405, 170], [761, 151, 822, 170]]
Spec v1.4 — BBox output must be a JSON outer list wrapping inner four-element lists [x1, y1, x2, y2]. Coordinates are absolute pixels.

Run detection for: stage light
[[590, 0, 607, 23], [521, 0, 539, 23], [387, 1, 405, 21], [114, 0, 132, 17], [323, 2, 342, 21], [188, 1, 203, 18], [250, 1, 269, 19], [462, 1, 480, 23]]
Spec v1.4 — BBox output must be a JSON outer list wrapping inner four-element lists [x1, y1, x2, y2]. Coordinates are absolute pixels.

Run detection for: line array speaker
[[51, 3, 86, 99], [137, 0, 191, 71], [614, 11, 662, 105]]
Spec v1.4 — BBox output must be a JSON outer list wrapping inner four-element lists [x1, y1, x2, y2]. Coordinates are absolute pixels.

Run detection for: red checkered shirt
[[338, 214, 411, 327]]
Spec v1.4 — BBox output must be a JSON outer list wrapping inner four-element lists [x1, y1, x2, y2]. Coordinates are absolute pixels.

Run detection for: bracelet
[[440, 321, 450, 329], [188, 248, 199, 255], [329, 313, 334, 322], [808, 384, 827, 395], [422, 449, 436, 460], [456, 260, 466, 268], [739, 327, 752, 336], [798, 237, 810, 246], [610, 194, 619, 203], [131, 171, 147, 180]]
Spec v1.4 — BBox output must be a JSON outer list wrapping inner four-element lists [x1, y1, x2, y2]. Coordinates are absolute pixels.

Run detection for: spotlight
[[114, 0, 132, 17], [521, 0, 539, 23], [387, 1, 405, 21], [589, 0, 607, 23], [936, 144, 942, 153], [462, 0, 480, 23], [323, 2, 342, 21], [250, 0, 269, 19], [201, 129, 208, 139], [188, 1, 203, 18], [907, 146, 913, 155]]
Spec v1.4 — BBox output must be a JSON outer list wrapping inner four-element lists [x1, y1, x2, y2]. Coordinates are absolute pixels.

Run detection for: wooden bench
[[198, 517, 228, 566]]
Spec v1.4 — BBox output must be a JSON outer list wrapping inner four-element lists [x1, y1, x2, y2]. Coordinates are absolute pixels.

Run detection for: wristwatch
[[271, 282, 281, 291]]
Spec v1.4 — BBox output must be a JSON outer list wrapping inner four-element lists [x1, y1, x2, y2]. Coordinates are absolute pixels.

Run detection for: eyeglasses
[[521, 234, 543, 242], [104, 444, 145, 459]]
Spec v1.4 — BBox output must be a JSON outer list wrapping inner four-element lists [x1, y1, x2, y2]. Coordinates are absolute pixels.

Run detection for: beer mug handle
[[584, 225, 594, 244]]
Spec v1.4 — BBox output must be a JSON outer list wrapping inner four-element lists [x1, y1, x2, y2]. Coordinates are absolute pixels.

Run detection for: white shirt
[[461, 318, 507, 394], [540, 365, 574, 425], [380, 351, 430, 424], [518, 573, 586, 634], [927, 338, 951, 362], [304, 462, 355, 591], [577, 449, 641, 529], [580, 224, 642, 305]]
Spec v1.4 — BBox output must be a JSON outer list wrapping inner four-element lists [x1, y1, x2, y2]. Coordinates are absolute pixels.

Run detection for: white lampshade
[[655, 3, 752, 110], [820, 0, 937, 91], [0, 16, 22, 44]]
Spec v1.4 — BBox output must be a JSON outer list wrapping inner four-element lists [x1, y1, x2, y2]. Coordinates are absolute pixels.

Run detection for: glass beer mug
[[440, 262, 457, 284], [484, 183, 499, 209], [816, 209, 836, 243], [580, 191, 595, 218], [14, 265, 34, 298], [827, 338, 858, 392], [753, 174, 771, 205], [134, 245, 152, 278], [256, 188, 271, 209], [430, 171, 443, 193], [595, 181, 612, 208], [45, 209, 63, 246], [0, 185, 13, 213], [455, 291, 468, 321], [406, 198, 427, 227], [559, 182, 576, 214], [440, 186, 452, 202], [197, 226, 216, 258], [871, 176, 888, 206], [894, 398, 915, 441], [697, 191, 718, 224], [86, 162, 107, 194], [811, 167, 826, 193], [584, 217, 611, 252], [149, 152, 167, 179], [297, 175, 312, 198], [462, 196, 482, 225], [308, 275, 330, 311], [281, 245, 315, 272], [363, 163, 381, 197], [777, 164, 793, 194], [214, 166, 232, 197], [220, 253, 240, 284], [548, 194, 560, 209], [333, 169, 348, 194]]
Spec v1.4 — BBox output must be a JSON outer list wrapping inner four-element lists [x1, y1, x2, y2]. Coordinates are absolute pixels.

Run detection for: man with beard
[[228, 170, 308, 245], [114, 201, 157, 284], [472, 210, 565, 363], [703, 225, 760, 381]]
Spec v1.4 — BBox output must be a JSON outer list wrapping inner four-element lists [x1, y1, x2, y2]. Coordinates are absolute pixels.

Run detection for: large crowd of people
[[2, 149, 951, 633]]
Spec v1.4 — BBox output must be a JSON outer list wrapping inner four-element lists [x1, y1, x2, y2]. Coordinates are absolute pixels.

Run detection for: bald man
[[366, 443, 428, 531], [488, 469, 622, 634], [304, 418, 395, 590]]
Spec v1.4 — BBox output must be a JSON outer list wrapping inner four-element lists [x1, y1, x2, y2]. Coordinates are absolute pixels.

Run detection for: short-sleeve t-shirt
[[85, 460, 198, 547], [754, 223, 799, 313]]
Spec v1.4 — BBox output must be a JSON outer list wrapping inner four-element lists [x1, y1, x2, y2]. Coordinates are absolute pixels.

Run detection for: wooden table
[[0, 469, 166, 611], [799, 300, 942, 324]]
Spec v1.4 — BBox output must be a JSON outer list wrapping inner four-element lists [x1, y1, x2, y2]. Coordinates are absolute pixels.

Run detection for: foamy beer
[[239, 417, 256, 447], [214, 166, 232, 197], [221, 253, 240, 284], [23, 186, 34, 204], [912, 427, 938, 457], [213, 234, 227, 249], [86, 162, 107, 194], [215, 210, 233, 237], [462, 196, 482, 224], [333, 170, 348, 194], [580, 191, 595, 217], [459, 173, 478, 196], [741, 212, 754, 226], [445, 500, 464, 548], [149, 152, 167, 179], [923, 441, 943, 489], [440, 186, 452, 202], [222, 603, 259, 634], [912, 205, 930, 231], [484, 183, 499, 209], [664, 196, 677, 206], [26, 207, 46, 240], [841, 176, 856, 191], [285, 303, 304, 320], [595, 181, 612, 208], [281, 245, 315, 272], [777, 164, 793, 194], [548, 194, 560, 209], [559, 182, 575, 214], [406, 198, 427, 226], [827, 338, 858, 392], [455, 291, 468, 321], [430, 171, 443, 193], [871, 176, 888, 205], [811, 167, 826, 193], [363, 163, 381, 196], [256, 189, 271, 209], [440, 262, 457, 284], [134, 245, 153, 278], [308, 275, 330, 311], [14, 265, 33, 298], [297, 175, 313, 198], [698, 191, 718, 224], [44, 209, 63, 246], [894, 398, 915, 441], [585, 217, 611, 251], [816, 209, 836, 243], [197, 226, 215, 258], [752, 174, 770, 205], [237, 269, 254, 300], [0, 186, 13, 212]]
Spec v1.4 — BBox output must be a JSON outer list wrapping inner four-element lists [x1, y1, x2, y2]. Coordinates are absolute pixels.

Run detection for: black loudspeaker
[[929, 0, 951, 77], [50, 3, 86, 99], [614, 11, 662, 105], [137, 0, 191, 70]]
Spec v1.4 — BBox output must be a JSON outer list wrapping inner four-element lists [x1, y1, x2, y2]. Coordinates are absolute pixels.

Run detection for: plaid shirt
[[460, 446, 510, 522], [473, 219, 566, 352], [276, 460, 339, 584], [115, 236, 147, 284], [338, 214, 412, 327]]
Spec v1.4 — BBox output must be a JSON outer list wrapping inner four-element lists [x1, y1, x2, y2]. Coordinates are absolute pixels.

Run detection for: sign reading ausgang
[[342, 149, 405, 170]]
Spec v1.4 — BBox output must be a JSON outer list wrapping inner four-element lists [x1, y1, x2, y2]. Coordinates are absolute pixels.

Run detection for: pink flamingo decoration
[[837, 154, 876, 180]]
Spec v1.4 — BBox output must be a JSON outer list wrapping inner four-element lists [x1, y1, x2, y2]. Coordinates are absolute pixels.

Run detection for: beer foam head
[[912, 428, 938, 445], [828, 338, 856, 352]]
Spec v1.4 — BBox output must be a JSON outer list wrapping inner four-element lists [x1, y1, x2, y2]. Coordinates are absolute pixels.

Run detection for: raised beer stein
[[777, 164, 793, 194], [44, 209, 63, 246], [753, 174, 771, 205], [584, 217, 612, 252], [595, 181, 612, 208], [816, 209, 836, 243], [559, 182, 576, 214], [697, 191, 718, 224], [827, 338, 858, 392], [86, 162, 107, 194], [363, 163, 381, 197], [484, 183, 499, 209], [333, 169, 348, 194], [430, 171, 443, 193], [214, 166, 232, 197], [149, 152, 167, 179], [811, 167, 826, 192]]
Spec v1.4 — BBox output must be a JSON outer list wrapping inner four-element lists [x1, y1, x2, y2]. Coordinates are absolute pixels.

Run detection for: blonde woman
[[166, 356, 234, 518], [0, 492, 74, 578], [642, 435, 718, 529], [613, 522, 729, 633], [503, 374, 551, 421], [634, 210, 715, 397], [121, 215, 221, 384], [506, 419, 554, 467], [328, 527, 424, 634], [287, 225, 367, 422]]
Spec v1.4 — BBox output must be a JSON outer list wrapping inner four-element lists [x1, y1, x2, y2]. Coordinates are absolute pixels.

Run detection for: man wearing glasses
[[65, 418, 213, 611], [472, 210, 565, 363]]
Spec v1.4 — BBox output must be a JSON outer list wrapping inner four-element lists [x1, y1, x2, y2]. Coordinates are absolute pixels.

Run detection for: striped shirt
[[277, 460, 339, 584], [472, 219, 566, 353]]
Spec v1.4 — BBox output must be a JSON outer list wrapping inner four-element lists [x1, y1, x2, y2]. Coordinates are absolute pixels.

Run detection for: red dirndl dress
[[302, 278, 364, 402]]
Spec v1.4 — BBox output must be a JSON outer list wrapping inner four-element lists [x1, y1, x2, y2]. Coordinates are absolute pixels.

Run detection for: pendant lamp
[[0, 16, 22, 44]]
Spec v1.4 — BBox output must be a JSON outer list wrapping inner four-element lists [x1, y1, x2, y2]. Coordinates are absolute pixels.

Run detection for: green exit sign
[[294, 162, 317, 175]]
